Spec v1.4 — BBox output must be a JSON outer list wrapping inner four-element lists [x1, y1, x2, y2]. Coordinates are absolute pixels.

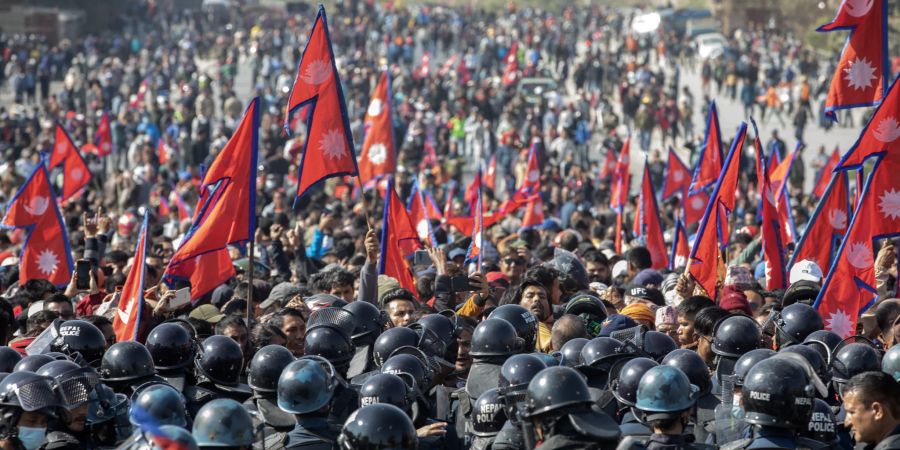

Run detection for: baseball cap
[[188, 304, 225, 324], [626, 286, 665, 307], [448, 248, 467, 260], [789, 260, 823, 284]]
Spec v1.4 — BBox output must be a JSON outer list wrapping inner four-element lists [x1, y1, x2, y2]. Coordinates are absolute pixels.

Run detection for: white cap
[[789, 260, 823, 284], [612, 260, 629, 280], [27, 301, 45, 318]]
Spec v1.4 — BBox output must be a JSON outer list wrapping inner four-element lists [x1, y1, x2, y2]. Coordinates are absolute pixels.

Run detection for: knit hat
[[655, 306, 678, 328], [719, 286, 753, 316], [377, 275, 401, 303], [621, 303, 656, 326]]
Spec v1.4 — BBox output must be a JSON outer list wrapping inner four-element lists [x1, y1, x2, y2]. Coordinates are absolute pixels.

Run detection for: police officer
[[246, 345, 297, 450], [50, 320, 107, 368], [705, 315, 760, 443], [493, 354, 547, 450], [720, 356, 827, 450], [488, 305, 538, 351], [99, 341, 163, 397], [145, 321, 197, 393], [662, 349, 714, 443], [610, 357, 658, 438], [559, 338, 589, 367], [84, 383, 130, 448], [188, 335, 252, 417], [471, 388, 507, 450], [883, 344, 900, 381], [36, 360, 100, 449], [773, 303, 824, 349], [456, 319, 521, 445], [618, 365, 713, 450], [192, 399, 254, 450], [304, 308, 360, 428], [518, 366, 620, 450], [0, 371, 61, 450], [640, 331, 679, 363], [336, 403, 417, 450], [832, 342, 882, 450], [278, 356, 339, 449], [0, 346, 22, 372], [800, 399, 841, 449], [13, 355, 56, 373], [343, 301, 386, 378], [118, 383, 188, 450], [711, 348, 776, 445]]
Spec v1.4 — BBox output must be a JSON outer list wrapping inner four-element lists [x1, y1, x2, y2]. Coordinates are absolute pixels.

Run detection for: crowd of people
[[0, 0, 899, 449]]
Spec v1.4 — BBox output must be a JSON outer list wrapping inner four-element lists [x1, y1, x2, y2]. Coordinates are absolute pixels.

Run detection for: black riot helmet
[[343, 301, 387, 346], [373, 327, 419, 368], [498, 354, 547, 390], [358, 372, 414, 414], [304, 326, 355, 370], [415, 314, 459, 363], [13, 354, 54, 373], [803, 330, 844, 365], [0, 371, 60, 411], [712, 315, 760, 359], [99, 341, 157, 383], [560, 338, 589, 367], [883, 345, 900, 381], [662, 349, 712, 395], [195, 335, 243, 386], [641, 331, 678, 362], [472, 388, 508, 437], [277, 356, 337, 415], [832, 343, 881, 395], [732, 348, 776, 387], [742, 357, 816, 429], [774, 303, 824, 348], [580, 337, 634, 369], [337, 403, 417, 450], [192, 399, 254, 447], [35, 359, 99, 409], [51, 320, 106, 366], [800, 398, 839, 445], [130, 383, 187, 428], [248, 345, 295, 394], [382, 353, 429, 394], [0, 348, 22, 373], [145, 322, 195, 371], [521, 366, 595, 418], [470, 319, 522, 359], [780, 344, 831, 387], [488, 304, 538, 351], [610, 357, 659, 407]]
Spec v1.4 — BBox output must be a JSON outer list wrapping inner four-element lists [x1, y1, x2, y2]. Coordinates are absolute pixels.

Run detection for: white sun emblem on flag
[[527, 169, 540, 183], [828, 209, 848, 230], [846, 241, 874, 269], [70, 167, 83, 182], [879, 189, 900, 219], [24, 196, 49, 216], [844, 57, 877, 91], [320, 129, 347, 160], [55, 142, 67, 155], [37, 249, 59, 275], [873, 117, 900, 143], [367, 98, 383, 117], [367, 143, 387, 165], [300, 60, 333, 85], [826, 309, 854, 338], [672, 170, 684, 183], [416, 220, 430, 241]]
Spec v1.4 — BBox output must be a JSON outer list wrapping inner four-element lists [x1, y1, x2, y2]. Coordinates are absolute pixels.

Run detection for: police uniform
[[325, 381, 358, 429], [491, 421, 523, 450], [245, 397, 296, 450], [617, 433, 716, 450], [284, 416, 339, 450], [719, 427, 827, 450], [619, 410, 651, 438]]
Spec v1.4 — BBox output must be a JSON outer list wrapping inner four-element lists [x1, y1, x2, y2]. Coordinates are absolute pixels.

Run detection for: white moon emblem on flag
[[321, 129, 347, 160], [828, 209, 847, 230], [367, 98, 384, 117], [690, 196, 705, 210], [70, 167, 83, 182], [24, 196, 49, 216], [56, 143, 67, 155], [846, 241, 874, 269], [367, 143, 387, 165], [874, 117, 900, 143], [301, 60, 333, 85]]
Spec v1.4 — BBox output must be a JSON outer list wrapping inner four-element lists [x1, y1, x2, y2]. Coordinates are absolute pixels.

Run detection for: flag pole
[[246, 238, 255, 323], [356, 175, 374, 229]]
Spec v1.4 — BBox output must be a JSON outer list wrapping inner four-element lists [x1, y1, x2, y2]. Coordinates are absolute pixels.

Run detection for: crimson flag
[[167, 98, 258, 263], [485, 154, 497, 191], [378, 177, 420, 296], [609, 137, 631, 211], [521, 196, 545, 230], [688, 101, 723, 194], [683, 190, 710, 227], [50, 123, 91, 202], [502, 42, 519, 86], [753, 123, 787, 290], [600, 147, 617, 180], [112, 212, 148, 342], [359, 71, 396, 184], [0, 163, 73, 287], [636, 162, 669, 270], [662, 147, 691, 199], [89, 111, 113, 157], [408, 176, 438, 247], [465, 184, 484, 273], [813, 148, 842, 198], [688, 122, 747, 297], [790, 170, 851, 277], [818, 0, 888, 119], [836, 74, 900, 169], [285, 6, 359, 199], [669, 219, 690, 272]]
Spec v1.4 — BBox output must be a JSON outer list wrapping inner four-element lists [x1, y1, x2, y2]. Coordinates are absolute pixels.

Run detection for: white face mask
[[17, 426, 46, 450]]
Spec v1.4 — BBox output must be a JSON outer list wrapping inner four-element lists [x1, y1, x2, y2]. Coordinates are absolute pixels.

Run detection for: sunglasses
[[503, 258, 526, 265]]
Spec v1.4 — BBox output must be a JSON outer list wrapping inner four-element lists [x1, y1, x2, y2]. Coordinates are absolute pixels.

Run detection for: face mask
[[18, 426, 46, 450]]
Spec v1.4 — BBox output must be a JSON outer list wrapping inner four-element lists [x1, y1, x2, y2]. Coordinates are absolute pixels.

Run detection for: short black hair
[[693, 307, 730, 338], [583, 250, 609, 265], [558, 231, 579, 252], [27, 310, 58, 335], [265, 307, 307, 329], [250, 323, 287, 352], [44, 294, 72, 308], [215, 315, 247, 335], [626, 247, 653, 271], [845, 371, 900, 417], [328, 269, 355, 289], [677, 296, 716, 320], [380, 288, 417, 309], [875, 299, 900, 334], [83, 315, 112, 329], [524, 266, 559, 294]]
